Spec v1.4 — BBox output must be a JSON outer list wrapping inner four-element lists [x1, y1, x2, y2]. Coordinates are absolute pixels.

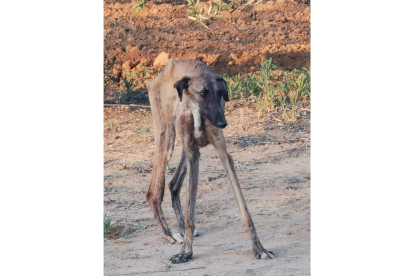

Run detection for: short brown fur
[[145, 58, 275, 264]]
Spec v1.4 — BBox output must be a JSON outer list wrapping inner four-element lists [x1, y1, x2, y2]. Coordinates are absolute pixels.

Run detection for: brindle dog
[[145, 58, 275, 264]]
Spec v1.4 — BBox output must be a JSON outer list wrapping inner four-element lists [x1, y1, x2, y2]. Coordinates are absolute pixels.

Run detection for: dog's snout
[[217, 121, 227, 129]]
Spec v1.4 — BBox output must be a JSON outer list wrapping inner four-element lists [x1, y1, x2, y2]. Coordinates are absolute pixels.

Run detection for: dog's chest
[[176, 105, 209, 147]]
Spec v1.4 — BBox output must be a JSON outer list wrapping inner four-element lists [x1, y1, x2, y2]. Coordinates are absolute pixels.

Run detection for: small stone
[[122, 61, 131, 71], [153, 52, 169, 66], [129, 46, 139, 52]]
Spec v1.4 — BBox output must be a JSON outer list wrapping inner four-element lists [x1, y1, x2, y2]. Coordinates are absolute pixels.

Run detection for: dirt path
[[104, 105, 310, 275]]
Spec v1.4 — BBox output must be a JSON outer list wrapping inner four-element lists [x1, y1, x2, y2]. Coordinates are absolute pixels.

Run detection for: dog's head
[[174, 73, 229, 129]]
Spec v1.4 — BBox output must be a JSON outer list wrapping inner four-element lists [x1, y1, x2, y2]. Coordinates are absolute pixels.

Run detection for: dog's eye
[[199, 91, 206, 97]]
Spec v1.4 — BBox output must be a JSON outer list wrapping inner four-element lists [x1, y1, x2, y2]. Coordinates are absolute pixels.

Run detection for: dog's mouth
[[216, 122, 227, 129], [201, 109, 227, 129], [202, 117, 227, 129]]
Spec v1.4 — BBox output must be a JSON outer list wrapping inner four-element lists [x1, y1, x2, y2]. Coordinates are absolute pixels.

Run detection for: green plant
[[300, 67, 311, 101], [104, 215, 111, 235], [244, 74, 260, 96], [122, 73, 137, 99], [133, 253, 139, 259], [104, 55, 115, 90], [187, 0, 210, 29], [219, 59, 310, 122], [138, 124, 151, 142], [105, 119, 117, 132], [274, 91, 287, 120], [223, 73, 243, 99], [139, 65, 153, 83], [133, 0, 145, 13], [289, 89, 299, 118], [258, 58, 278, 109], [212, 0, 227, 14], [255, 93, 266, 118], [131, 65, 153, 84]]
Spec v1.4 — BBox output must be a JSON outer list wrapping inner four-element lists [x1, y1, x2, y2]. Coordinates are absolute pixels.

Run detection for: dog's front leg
[[170, 148, 199, 264], [211, 132, 275, 260]]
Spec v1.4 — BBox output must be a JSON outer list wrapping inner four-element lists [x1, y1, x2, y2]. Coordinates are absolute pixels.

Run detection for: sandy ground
[[104, 104, 310, 275]]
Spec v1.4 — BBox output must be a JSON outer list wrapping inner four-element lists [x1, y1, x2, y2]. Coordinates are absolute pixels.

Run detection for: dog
[[145, 58, 275, 263]]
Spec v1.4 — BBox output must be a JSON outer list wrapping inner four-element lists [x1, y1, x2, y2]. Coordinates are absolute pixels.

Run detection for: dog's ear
[[215, 75, 229, 102], [173, 76, 191, 102]]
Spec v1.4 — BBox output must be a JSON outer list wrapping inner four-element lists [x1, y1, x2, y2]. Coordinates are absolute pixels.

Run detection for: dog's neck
[[180, 93, 203, 138]]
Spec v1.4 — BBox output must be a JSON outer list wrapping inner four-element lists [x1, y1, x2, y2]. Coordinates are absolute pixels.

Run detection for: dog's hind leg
[[168, 150, 186, 239], [210, 129, 275, 260], [169, 150, 200, 238], [146, 85, 182, 244], [145, 123, 180, 243]]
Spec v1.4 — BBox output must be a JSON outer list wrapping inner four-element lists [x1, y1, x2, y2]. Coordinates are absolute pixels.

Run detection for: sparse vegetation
[[122, 73, 136, 100], [105, 119, 117, 132], [223, 73, 243, 99], [133, 0, 146, 14], [104, 215, 111, 235], [138, 124, 151, 142], [223, 58, 311, 121], [187, 0, 211, 29], [186, 0, 243, 29], [104, 55, 115, 90], [136, 65, 153, 84]]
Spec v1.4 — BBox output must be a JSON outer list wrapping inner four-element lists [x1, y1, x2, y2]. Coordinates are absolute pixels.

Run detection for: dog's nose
[[217, 122, 227, 129]]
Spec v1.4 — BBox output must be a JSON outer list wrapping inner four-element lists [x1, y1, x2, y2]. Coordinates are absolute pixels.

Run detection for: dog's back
[[147, 58, 211, 97]]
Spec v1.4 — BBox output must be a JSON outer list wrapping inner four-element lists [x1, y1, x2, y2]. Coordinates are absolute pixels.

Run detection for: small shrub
[[138, 124, 151, 142], [130, 65, 153, 84], [105, 119, 117, 132], [244, 74, 261, 96], [122, 73, 136, 99], [187, 0, 210, 29], [223, 73, 243, 99], [255, 93, 266, 118], [133, 0, 145, 13], [104, 215, 111, 235], [104, 55, 115, 90]]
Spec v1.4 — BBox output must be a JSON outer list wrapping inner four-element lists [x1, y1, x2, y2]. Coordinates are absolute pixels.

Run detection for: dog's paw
[[169, 252, 193, 264], [261, 250, 275, 259], [171, 233, 184, 244], [255, 249, 275, 260]]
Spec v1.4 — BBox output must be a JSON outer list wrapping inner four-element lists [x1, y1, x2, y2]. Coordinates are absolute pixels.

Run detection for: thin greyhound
[[145, 58, 275, 264]]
